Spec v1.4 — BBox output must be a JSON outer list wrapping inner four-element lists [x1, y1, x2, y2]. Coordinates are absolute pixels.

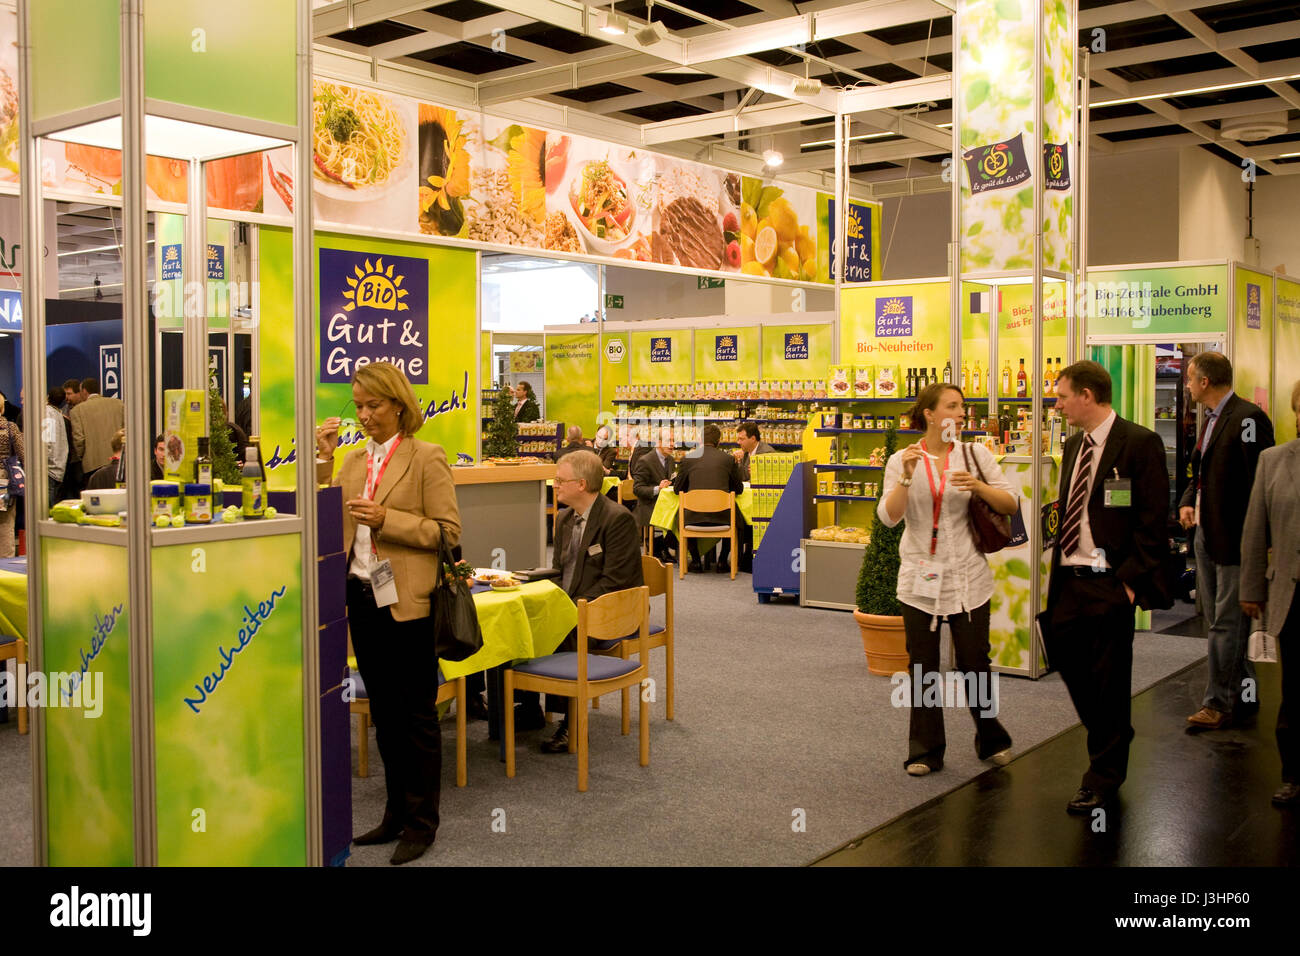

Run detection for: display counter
[[453, 463, 555, 568]]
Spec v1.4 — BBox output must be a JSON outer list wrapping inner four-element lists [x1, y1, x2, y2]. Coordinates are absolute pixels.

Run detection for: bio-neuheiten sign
[[1085, 265, 1227, 336]]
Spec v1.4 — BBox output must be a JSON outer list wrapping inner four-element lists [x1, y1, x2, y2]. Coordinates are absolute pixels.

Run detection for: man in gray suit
[[69, 378, 125, 474], [673, 422, 743, 572], [1240, 380, 1300, 806], [631, 426, 677, 560]]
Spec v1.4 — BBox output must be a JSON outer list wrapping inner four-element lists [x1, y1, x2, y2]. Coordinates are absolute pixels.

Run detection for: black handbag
[[431, 537, 483, 662], [961, 443, 1014, 553]]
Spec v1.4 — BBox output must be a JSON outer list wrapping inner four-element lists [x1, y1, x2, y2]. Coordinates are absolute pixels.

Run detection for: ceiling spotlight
[[791, 77, 822, 96], [762, 149, 784, 168], [634, 20, 669, 45], [597, 10, 629, 35]]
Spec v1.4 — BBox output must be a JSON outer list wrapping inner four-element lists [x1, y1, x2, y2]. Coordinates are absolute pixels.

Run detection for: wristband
[[900, 476, 913, 487]]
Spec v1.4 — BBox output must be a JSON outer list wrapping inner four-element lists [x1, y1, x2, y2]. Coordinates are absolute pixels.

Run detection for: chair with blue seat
[[0, 634, 26, 735], [590, 554, 674, 732], [349, 665, 467, 787], [504, 586, 650, 792], [677, 488, 737, 579]]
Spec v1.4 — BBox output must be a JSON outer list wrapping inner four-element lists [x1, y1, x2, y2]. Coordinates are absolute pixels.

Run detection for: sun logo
[[789, 334, 804, 346], [344, 258, 409, 312], [719, 336, 734, 348], [846, 207, 863, 241], [654, 338, 668, 349], [882, 297, 907, 316], [163, 246, 179, 264], [1249, 286, 1259, 305]]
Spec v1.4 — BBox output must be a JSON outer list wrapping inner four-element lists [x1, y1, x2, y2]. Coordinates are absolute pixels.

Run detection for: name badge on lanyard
[[364, 437, 403, 608]]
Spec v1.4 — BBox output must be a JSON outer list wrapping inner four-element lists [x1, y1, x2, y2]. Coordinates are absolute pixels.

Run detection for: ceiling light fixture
[[762, 149, 784, 167], [634, 20, 669, 45], [1091, 72, 1300, 108], [791, 77, 822, 96], [597, 6, 629, 36]]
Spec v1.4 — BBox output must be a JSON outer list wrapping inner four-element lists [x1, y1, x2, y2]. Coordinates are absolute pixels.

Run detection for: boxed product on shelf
[[875, 365, 903, 399], [828, 365, 851, 398], [853, 366, 874, 398]]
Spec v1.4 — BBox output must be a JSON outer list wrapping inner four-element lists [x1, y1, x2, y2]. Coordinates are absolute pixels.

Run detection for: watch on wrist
[[900, 476, 913, 486]]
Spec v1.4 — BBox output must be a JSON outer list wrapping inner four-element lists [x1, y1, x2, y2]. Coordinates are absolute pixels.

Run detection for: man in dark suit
[[631, 426, 677, 537], [554, 425, 588, 462], [734, 422, 777, 483], [537, 449, 644, 753], [673, 422, 744, 572], [1178, 351, 1274, 730], [1045, 361, 1171, 815]]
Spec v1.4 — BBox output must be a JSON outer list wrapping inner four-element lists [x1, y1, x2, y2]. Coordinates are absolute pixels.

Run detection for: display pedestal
[[753, 462, 814, 602]]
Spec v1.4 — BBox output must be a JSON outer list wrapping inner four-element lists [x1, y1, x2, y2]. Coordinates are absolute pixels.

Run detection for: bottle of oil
[[960, 360, 970, 393], [241, 442, 265, 518], [1000, 359, 1012, 397], [972, 360, 982, 397], [195, 436, 213, 488], [1017, 359, 1027, 398]]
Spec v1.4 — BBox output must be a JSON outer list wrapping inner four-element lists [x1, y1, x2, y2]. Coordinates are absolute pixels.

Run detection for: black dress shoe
[[688, 560, 703, 573], [467, 693, 490, 721], [1066, 788, 1109, 814], [390, 839, 432, 865], [1272, 782, 1300, 807], [513, 703, 546, 732], [540, 719, 570, 754], [354, 819, 402, 845]]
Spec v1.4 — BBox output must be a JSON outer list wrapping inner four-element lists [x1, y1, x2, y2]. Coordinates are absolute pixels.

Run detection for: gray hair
[[564, 450, 605, 494], [566, 424, 584, 442]]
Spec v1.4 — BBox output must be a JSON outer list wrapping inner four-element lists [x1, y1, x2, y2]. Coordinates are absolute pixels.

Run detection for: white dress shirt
[[349, 434, 399, 581], [43, 405, 68, 482], [1060, 408, 1117, 569], [878, 441, 1016, 616]]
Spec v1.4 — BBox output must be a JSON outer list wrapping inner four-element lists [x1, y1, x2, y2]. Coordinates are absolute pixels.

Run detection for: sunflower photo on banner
[[471, 117, 546, 248], [418, 103, 471, 238]]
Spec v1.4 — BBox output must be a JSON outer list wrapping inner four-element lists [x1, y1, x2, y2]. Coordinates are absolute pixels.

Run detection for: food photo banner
[[252, 78, 869, 285], [1276, 277, 1300, 445]]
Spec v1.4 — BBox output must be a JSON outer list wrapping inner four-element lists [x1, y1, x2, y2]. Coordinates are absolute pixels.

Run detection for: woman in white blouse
[[879, 382, 1020, 776]]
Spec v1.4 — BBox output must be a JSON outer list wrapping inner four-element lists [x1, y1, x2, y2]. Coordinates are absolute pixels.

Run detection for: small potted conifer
[[854, 422, 909, 675]]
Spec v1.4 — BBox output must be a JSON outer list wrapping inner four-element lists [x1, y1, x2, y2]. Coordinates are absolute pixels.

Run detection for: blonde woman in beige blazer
[[316, 362, 461, 864], [1240, 380, 1300, 807]]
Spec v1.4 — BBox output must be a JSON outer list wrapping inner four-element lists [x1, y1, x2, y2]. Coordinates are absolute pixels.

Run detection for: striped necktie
[[1059, 435, 1095, 558]]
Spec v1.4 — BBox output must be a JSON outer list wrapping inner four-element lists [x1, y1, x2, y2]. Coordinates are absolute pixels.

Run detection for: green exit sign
[[697, 277, 725, 289], [605, 294, 624, 309]]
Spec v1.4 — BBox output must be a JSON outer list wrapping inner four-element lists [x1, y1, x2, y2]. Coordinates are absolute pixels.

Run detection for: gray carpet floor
[[0, 579, 1207, 867]]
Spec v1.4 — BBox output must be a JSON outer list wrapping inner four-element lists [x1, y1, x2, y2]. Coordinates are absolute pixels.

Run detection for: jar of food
[[184, 483, 213, 523], [151, 482, 180, 519]]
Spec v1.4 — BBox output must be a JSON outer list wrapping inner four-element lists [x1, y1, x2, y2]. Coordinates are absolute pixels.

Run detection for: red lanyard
[[364, 435, 402, 501], [921, 441, 947, 556]]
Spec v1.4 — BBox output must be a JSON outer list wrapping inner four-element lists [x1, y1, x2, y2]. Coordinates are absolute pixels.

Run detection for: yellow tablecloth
[[650, 484, 753, 532], [0, 569, 27, 642], [439, 580, 577, 681]]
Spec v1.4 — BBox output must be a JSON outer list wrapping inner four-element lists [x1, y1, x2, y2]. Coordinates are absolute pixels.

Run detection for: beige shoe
[[1187, 706, 1229, 729], [906, 763, 932, 776], [989, 748, 1013, 766]]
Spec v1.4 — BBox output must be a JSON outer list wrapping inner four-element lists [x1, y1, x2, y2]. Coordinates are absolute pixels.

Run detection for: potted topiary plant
[[483, 384, 519, 459], [854, 422, 909, 676]]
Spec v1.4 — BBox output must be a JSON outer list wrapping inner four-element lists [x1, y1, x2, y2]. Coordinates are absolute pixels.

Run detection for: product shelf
[[815, 494, 881, 502], [814, 464, 882, 471]]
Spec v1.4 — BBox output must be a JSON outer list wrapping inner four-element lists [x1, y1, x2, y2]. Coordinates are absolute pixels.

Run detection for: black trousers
[[900, 600, 1011, 770], [1048, 572, 1137, 794], [347, 577, 441, 843], [1277, 594, 1300, 784], [518, 627, 578, 718]]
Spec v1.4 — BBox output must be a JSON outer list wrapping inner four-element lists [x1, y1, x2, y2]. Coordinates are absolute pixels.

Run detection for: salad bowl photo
[[564, 158, 636, 255]]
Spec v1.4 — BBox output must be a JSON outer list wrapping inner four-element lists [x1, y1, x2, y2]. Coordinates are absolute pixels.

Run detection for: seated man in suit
[[531, 449, 645, 754], [554, 425, 587, 461], [734, 422, 777, 482], [593, 425, 618, 475], [631, 426, 679, 560], [673, 422, 744, 572]]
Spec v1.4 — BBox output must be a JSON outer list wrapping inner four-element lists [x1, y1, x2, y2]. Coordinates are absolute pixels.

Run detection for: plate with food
[[489, 575, 522, 591], [312, 81, 411, 202], [485, 456, 531, 465], [564, 159, 636, 255]]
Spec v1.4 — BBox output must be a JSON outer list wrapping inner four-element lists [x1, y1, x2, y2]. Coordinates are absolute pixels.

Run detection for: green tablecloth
[[0, 569, 25, 642], [439, 580, 578, 681], [650, 484, 753, 532]]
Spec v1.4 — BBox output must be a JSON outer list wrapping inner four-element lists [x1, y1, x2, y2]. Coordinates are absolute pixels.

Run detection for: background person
[[593, 425, 617, 475], [878, 382, 1017, 777], [513, 381, 540, 422], [84, 429, 125, 490], [152, 434, 166, 481], [1045, 360, 1170, 815], [43, 386, 69, 503], [70, 377, 125, 474], [672, 422, 743, 573], [631, 426, 678, 561], [733, 422, 776, 483], [0, 409, 21, 556], [316, 362, 462, 866], [1240, 380, 1300, 807], [1178, 351, 1274, 730], [554, 425, 587, 461]]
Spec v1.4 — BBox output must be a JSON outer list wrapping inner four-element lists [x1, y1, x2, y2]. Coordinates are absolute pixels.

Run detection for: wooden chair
[[591, 555, 675, 729], [617, 478, 656, 554], [677, 488, 737, 580], [504, 586, 650, 792], [350, 667, 467, 787], [0, 634, 26, 735]]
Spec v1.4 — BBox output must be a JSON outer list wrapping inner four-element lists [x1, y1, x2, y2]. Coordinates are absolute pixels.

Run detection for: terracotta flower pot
[[854, 609, 909, 677]]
